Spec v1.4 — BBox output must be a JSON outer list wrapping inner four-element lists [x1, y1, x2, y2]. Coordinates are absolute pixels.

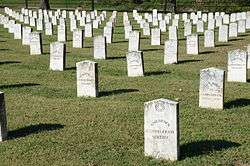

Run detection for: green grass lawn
[[0, 11, 249, 165]]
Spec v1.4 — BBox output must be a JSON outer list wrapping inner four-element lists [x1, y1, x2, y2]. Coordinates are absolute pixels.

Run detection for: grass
[[0, 11, 250, 165]]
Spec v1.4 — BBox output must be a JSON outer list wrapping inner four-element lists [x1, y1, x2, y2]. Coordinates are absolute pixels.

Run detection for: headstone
[[73, 29, 83, 48], [0, 92, 7, 142], [229, 22, 238, 38], [199, 67, 225, 109], [30, 32, 42, 55], [76, 61, 98, 97], [227, 49, 247, 82], [57, 24, 66, 42], [164, 40, 178, 64], [208, 19, 215, 30], [22, 26, 31, 45], [14, 24, 22, 39], [204, 30, 215, 48], [143, 23, 150, 36], [128, 31, 140, 52], [85, 23, 93, 37], [184, 22, 192, 37], [50, 42, 65, 71], [45, 22, 53, 35], [151, 28, 161, 45], [218, 25, 228, 42], [126, 51, 144, 77], [94, 36, 106, 60], [169, 26, 177, 40], [238, 20, 246, 33], [247, 45, 250, 69], [103, 26, 113, 44], [196, 20, 204, 33], [186, 34, 199, 55], [144, 98, 179, 161]]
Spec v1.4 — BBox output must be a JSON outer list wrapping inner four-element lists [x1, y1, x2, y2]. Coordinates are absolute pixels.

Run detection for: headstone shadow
[[112, 40, 127, 43], [199, 51, 215, 55], [224, 98, 250, 109], [141, 48, 163, 52], [216, 43, 232, 47], [66, 67, 76, 70], [107, 56, 126, 60], [229, 38, 244, 41], [0, 61, 21, 65], [99, 89, 139, 97], [145, 70, 170, 76], [178, 59, 202, 64], [8, 123, 64, 140], [180, 140, 240, 160], [0, 83, 40, 89]]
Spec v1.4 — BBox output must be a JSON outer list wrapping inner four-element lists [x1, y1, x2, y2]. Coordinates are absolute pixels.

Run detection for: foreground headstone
[[144, 98, 179, 161], [199, 68, 225, 109], [50, 42, 65, 71], [186, 34, 199, 55], [164, 40, 178, 64], [30, 32, 42, 55], [227, 49, 247, 82], [94, 36, 106, 59], [126, 51, 144, 77], [76, 61, 98, 97], [0, 92, 7, 142]]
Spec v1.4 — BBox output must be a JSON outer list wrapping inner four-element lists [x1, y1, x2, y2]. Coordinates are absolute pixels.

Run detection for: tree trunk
[[40, 0, 50, 10]]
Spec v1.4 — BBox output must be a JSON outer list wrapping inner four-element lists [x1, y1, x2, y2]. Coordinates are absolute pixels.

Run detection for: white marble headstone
[[164, 40, 178, 64], [199, 67, 225, 109], [144, 98, 179, 161], [50, 42, 65, 71], [30, 32, 42, 55], [76, 61, 98, 97], [186, 34, 199, 55], [94, 36, 106, 60], [126, 51, 144, 77]]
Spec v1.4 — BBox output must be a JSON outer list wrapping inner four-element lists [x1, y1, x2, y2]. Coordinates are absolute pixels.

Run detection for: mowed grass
[[0, 11, 250, 165]]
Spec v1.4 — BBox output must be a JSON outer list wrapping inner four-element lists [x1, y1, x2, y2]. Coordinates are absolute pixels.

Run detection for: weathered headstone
[[0, 92, 7, 142], [186, 34, 199, 55], [14, 23, 22, 39], [169, 26, 177, 40], [164, 40, 178, 64], [103, 26, 113, 44], [94, 36, 106, 60], [247, 45, 250, 69], [238, 19, 246, 33], [30, 32, 42, 55], [126, 51, 144, 77], [22, 26, 31, 45], [218, 25, 228, 42], [199, 67, 225, 109], [73, 29, 83, 48], [151, 28, 161, 45], [50, 42, 65, 71], [85, 23, 93, 37], [227, 49, 247, 82], [45, 22, 53, 35], [128, 31, 140, 52], [144, 98, 179, 161], [229, 22, 238, 38], [57, 24, 66, 42], [76, 61, 98, 97], [204, 30, 215, 48]]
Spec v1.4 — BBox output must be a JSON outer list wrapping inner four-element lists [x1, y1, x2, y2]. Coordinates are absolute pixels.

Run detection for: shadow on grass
[[224, 98, 250, 109], [108, 56, 126, 60], [199, 51, 215, 55], [229, 38, 244, 41], [178, 59, 202, 64], [0, 83, 40, 89], [238, 34, 248, 37], [84, 45, 93, 48], [0, 40, 6, 42], [112, 40, 127, 43], [66, 67, 76, 70], [145, 70, 170, 76], [216, 43, 232, 47], [141, 48, 163, 52], [0, 48, 10, 51], [8, 123, 64, 140], [181, 140, 241, 160], [178, 38, 186, 41], [0, 61, 21, 65], [99, 89, 139, 97]]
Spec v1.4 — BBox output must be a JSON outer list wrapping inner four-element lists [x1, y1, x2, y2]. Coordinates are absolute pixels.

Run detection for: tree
[[40, 0, 50, 9]]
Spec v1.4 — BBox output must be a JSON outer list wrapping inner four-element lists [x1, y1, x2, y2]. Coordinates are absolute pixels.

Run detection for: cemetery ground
[[0, 11, 250, 165]]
